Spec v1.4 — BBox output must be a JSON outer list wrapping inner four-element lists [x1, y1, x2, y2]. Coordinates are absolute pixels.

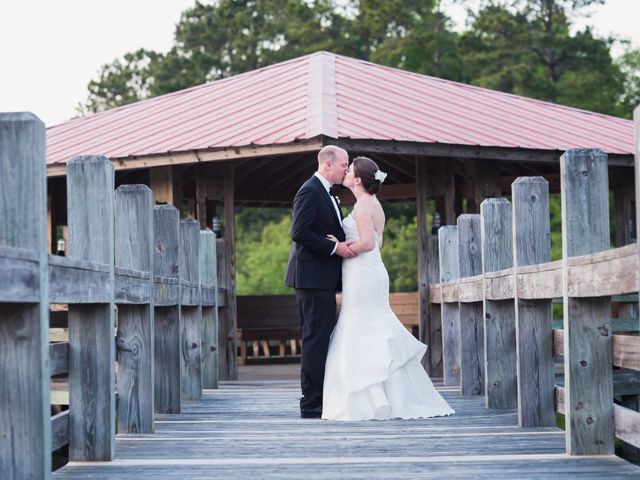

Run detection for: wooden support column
[[153, 205, 181, 414], [200, 230, 219, 389], [614, 170, 635, 246], [0, 113, 51, 479], [416, 158, 431, 372], [512, 177, 555, 428], [481, 198, 517, 409], [561, 149, 613, 455], [67, 156, 116, 460], [150, 165, 183, 213], [223, 162, 238, 380], [180, 220, 202, 400], [428, 236, 442, 377], [465, 159, 501, 213], [114, 185, 154, 433], [457, 214, 484, 396], [439, 225, 460, 386]]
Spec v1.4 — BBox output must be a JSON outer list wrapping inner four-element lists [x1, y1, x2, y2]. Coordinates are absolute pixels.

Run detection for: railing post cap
[[480, 197, 510, 207], [512, 176, 549, 186], [200, 229, 215, 236], [115, 184, 152, 193], [0, 111, 43, 125], [438, 225, 457, 234], [153, 204, 180, 213], [68, 155, 110, 165], [560, 148, 607, 159], [457, 213, 480, 222]]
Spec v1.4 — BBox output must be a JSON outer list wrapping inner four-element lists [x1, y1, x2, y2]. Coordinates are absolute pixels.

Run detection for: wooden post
[[464, 160, 501, 213], [223, 162, 238, 380], [66, 155, 115, 460], [512, 177, 555, 428], [561, 149, 613, 455], [439, 225, 460, 386], [428, 235, 443, 377], [0, 113, 50, 478], [416, 159, 431, 372], [180, 219, 202, 400], [481, 198, 517, 409], [115, 185, 154, 433], [457, 214, 484, 395], [200, 229, 219, 389], [153, 205, 181, 414]]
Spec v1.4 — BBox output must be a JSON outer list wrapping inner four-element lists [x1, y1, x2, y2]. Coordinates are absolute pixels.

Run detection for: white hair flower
[[374, 170, 387, 183]]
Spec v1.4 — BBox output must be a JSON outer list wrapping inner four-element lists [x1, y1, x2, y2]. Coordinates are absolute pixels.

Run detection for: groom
[[285, 145, 355, 418]]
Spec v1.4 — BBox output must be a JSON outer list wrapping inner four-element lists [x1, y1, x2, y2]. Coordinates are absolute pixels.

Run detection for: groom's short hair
[[318, 146, 343, 166]]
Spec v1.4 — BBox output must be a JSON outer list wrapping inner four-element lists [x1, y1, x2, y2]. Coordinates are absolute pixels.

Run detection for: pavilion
[[44, 51, 637, 380]]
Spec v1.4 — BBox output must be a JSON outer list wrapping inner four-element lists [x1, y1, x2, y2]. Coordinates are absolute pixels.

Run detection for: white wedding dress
[[322, 214, 455, 421]]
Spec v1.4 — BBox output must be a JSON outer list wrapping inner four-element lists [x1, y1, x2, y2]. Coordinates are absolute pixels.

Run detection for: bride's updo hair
[[353, 156, 382, 195]]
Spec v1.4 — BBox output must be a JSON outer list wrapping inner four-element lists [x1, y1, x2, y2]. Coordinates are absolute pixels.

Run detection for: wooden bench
[[236, 293, 420, 364]]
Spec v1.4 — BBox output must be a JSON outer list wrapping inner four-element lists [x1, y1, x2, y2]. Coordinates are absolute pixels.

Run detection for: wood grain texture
[[0, 246, 39, 302], [0, 113, 50, 479], [200, 230, 218, 389], [66, 156, 115, 461], [416, 159, 431, 372], [427, 236, 442, 377], [51, 410, 69, 452], [561, 149, 614, 455], [153, 206, 181, 414], [439, 226, 460, 386], [52, 379, 640, 479], [457, 215, 484, 396], [516, 261, 562, 299], [512, 177, 554, 428], [49, 256, 112, 303], [153, 277, 180, 306], [481, 199, 517, 410], [154, 307, 181, 414], [50, 341, 69, 376], [223, 163, 238, 380]]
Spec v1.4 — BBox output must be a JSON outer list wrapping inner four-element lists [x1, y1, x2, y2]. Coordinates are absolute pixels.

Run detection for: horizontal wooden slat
[[559, 384, 640, 449], [0, 246, 39, 302], [51, 410, 69, 451], [154, 282, 180, 306], [181, 282, 200, 306], [567, 244, 639, 297], [458, 275, 483, 303], [516, 261, 562, 300], [217, 289, 228, 308], [441, 281, 459, 303], [201, 287, 216, 307], [612, 335, 640, 371], [484, 268, 514, 300], [614, 403, 640, 449], [429, 283, 442, 303], [115, 267, 151, 304], [49, 256, 112, 304], [50, 342, 68, 376], [553, 330, 640, 371]]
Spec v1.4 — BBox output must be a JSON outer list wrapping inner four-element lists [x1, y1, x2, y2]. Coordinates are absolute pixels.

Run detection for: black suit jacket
[[285, 175, 345, 290]]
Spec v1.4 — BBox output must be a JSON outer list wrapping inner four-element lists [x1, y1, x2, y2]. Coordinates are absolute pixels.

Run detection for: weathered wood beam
[[512, 176, 555, 428], [200, 230, 219, 389], [115, 185, 154, 434], [439, 225, 460, 386], [416, 159, 431, 373], [457, 214, 484, 396], [66, 155, 115, 461], [0, 113, 50, 479], [561, 149, 613, 455]]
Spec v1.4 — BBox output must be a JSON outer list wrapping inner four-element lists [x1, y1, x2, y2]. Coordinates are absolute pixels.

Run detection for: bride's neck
[[351, 185, 369, 202]]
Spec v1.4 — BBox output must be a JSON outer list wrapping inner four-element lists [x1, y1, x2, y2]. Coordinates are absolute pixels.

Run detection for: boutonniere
[[334, 195, 340, 205]]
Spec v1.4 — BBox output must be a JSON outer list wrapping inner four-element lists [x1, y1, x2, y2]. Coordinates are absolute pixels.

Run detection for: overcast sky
[[1, 0, 638, 127]]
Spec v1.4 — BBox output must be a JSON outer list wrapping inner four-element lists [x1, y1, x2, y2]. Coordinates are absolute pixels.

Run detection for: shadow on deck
[[53, 365, 639, 479]]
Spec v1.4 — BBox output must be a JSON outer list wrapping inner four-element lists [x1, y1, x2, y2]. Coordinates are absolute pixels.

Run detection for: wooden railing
[[0, 113, 219, 479], [427, 144, 640, 456]]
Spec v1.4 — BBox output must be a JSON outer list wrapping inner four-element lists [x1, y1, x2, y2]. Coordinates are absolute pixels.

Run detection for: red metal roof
[[46, 51, 635, 165]]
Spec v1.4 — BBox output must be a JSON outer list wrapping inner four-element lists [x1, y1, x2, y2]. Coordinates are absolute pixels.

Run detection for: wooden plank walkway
[[53, 379, 640, 479]]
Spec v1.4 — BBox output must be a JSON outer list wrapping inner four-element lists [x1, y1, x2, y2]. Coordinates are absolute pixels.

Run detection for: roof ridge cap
[[305, 52, 338, 139]]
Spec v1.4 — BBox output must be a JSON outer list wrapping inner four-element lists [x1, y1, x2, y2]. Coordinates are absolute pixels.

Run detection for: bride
[[322, 156, 455, 421]]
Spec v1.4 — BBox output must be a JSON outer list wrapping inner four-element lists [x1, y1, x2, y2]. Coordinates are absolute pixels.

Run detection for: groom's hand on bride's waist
[[335, 241, 356, 258]]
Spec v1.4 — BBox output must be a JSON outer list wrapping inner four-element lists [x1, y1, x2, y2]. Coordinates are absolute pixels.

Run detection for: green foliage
[[236, 214, 292, 295], [380, 216, 418, 292]]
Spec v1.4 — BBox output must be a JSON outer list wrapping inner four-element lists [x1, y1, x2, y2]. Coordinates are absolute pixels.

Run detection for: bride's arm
[[347, 201, 376, 254]]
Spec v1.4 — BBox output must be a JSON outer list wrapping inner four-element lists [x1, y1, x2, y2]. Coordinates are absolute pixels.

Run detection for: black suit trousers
[[295, 288, 336, 411]]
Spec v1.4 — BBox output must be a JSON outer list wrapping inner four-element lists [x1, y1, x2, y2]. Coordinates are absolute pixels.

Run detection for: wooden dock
[[53, 378, 640, 479]]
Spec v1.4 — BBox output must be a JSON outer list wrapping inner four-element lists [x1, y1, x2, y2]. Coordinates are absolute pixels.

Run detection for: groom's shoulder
[[296, 176, 320, 195]]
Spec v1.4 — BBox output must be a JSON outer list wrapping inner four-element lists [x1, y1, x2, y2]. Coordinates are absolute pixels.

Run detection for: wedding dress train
[[322, 214, 455, 421]]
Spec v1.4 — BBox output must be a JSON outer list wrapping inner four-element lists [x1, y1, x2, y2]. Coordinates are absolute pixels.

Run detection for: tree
[[459, 0, 624, 115], [617, 47, 640, 117]]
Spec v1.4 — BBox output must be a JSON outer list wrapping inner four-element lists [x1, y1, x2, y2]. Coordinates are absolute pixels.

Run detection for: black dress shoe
[[300, 407, 322, 419]]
